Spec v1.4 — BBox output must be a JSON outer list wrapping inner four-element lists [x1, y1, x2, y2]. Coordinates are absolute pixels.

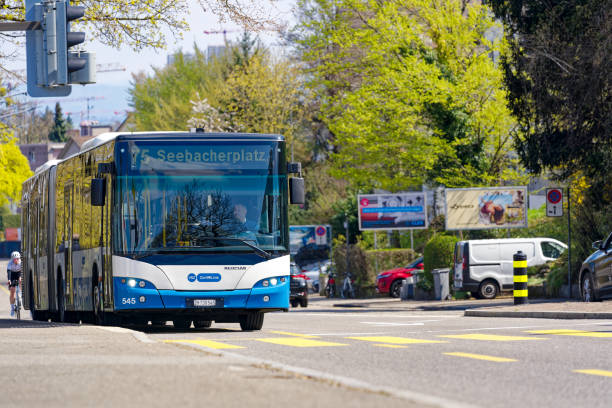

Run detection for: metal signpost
[[546, 188, 563, 217]]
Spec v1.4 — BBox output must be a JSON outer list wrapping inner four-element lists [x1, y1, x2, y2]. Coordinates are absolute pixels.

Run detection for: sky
[[6, 0, 295, 126]]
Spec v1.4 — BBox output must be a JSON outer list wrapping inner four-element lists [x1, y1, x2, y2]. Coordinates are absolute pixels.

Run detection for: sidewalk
[[323, 295, 612, 319]]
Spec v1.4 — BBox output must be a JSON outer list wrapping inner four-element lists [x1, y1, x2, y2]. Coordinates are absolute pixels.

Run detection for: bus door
[[64, 184, 74, 308], [103, 176, 113, 310], [32, 198, 40, 308]]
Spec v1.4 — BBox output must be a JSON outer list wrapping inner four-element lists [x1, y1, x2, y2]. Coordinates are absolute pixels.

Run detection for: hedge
[[421, 234, 459, 292]]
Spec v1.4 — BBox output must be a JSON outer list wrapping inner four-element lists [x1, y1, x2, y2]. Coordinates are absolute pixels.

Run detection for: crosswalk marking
[[373, 344, 408, 349], [574, 369, 612, 378], [444, 352, 517, 362], [348, 336, 447, 345], [256, 337, 348, 347], [269, 331, 319, 338], [526, 329, 612, 338], [165, 339, 244, 349], [440, 334, 546, 342]]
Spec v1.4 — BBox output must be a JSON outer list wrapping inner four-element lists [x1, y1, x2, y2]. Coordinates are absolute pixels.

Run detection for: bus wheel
[[92, 271, 104, 325], [173, 319, 192, 330], [239, 312, 264, 331], [29, 276, 46, 321], [193, 320, 212, 328]]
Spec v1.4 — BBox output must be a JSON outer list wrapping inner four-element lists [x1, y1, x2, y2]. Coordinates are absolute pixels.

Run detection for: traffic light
[[25, 0, 95, 97]]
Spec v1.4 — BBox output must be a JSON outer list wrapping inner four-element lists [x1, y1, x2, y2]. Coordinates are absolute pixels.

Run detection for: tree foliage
[[489, 0, 611, 181], [296, 0, 522, 191], [0, 0, 189, 50], [48, 102, 68, 142], [0, 123, 33, 206]]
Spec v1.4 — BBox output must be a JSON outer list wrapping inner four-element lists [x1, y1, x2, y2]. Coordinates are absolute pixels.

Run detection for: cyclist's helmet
[[10, 251, 20, 260]]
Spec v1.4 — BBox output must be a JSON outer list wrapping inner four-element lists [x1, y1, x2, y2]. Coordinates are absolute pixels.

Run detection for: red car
[[376, 257, 424, 298]]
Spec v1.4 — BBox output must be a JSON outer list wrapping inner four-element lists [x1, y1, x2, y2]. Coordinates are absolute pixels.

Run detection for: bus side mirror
[[91, 178, 106, 206], [290, 177, 305, 205]]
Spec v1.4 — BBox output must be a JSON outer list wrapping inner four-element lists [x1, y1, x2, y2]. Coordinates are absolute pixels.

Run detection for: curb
[[464, 310, 612, 319]]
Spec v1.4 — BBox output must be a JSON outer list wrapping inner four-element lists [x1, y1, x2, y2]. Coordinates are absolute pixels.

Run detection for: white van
[[453, 238, 567, 299]]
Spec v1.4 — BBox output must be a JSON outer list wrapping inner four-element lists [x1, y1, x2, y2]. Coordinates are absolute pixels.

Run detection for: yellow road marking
[[165, 339, 245, 349], [0, 285, 9, 295], [269, 330, 319, 338], [527, 329, 612, 338], [256, 337, 348, 347], [574, 369, 612, 378], [440, 334, 546, 341], [444, 352, 517, 363], [373, 344, 408, 349], [348, 336, 447, 345]]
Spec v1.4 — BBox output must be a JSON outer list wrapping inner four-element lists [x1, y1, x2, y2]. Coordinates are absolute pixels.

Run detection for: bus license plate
[[193, 299, 216, 307]]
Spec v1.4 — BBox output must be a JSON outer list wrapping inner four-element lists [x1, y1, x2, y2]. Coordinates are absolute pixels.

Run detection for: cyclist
[[7, 251, 22, 317]]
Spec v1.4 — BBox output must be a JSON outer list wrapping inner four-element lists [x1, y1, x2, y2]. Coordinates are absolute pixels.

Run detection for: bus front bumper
[[113, 277, 290, 311]]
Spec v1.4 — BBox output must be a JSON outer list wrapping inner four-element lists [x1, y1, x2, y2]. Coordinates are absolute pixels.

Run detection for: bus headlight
[[270, 278, 278, 286], [138, 280, 146, 288], [262, 280, 269, 287], [128, 279, 137, 287]]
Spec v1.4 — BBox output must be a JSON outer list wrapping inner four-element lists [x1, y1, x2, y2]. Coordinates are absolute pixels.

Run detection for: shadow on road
[[0, 318, 74, 329]]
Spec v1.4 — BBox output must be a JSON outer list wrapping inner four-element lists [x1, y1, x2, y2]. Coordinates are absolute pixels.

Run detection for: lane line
[[574, 369, 612, 378], [165, 339, 245, 349], [361, 322, 425, 326], [256, 337, 348, 348], [307, 332, 392, 337], [440, 334, 547, 342], [269, 330, 319, 338], [444, 352, 517, 363], [373, 344, 408, 349], [167, 341, 477, 408], [0, 285, 10, 295], [526, 329, 612, 338], [348, 336, 447, 345]]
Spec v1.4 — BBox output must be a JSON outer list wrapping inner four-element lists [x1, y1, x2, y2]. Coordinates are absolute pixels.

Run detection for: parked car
[[300, 260, 331, 293], [376, 257, 424, 298], [579, 232, 612, 302], [453, 238, 567, 299], [290, 262, 308, 307]]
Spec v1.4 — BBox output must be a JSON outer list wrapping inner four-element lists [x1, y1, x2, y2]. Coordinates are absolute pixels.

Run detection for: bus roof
[[80, 131, 285, 153]]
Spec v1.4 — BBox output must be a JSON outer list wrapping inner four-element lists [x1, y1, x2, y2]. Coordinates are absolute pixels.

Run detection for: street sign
[[546, 188, 563, 217], [315, 225, 327, 245]]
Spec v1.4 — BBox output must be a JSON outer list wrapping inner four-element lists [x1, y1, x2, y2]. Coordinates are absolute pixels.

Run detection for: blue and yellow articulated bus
[[21, 131, 304, 330]]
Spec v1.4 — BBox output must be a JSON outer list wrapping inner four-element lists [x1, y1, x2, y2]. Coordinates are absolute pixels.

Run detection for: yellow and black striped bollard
[[513, 251, 528, 305]]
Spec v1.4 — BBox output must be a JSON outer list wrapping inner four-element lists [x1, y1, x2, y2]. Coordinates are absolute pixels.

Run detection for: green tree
[[489, 0, 611, 181], [296, 0, 522, 192], [129, 46, 230, 131], [0, 123, 33, 206], [48, 102, 68, 142]]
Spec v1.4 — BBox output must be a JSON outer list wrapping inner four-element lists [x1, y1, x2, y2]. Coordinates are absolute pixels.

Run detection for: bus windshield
[[113, 140, 288, 257]]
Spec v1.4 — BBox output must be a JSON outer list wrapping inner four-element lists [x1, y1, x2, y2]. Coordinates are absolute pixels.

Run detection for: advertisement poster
[[358, 193, 427, 231], [289, 225, 332, 256], [445, 187, 527, 230]]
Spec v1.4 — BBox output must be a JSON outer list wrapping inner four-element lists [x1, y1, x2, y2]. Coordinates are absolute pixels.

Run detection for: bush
[[546, 252, 569, 296], [421, 234, 459, 292], [332, 240, 370, 295], [366, 248, 417, 275]]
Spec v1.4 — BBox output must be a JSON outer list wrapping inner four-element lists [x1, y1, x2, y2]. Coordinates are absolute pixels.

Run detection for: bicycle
[[341, 274, 355, 299], [13, 283, 22, 320]]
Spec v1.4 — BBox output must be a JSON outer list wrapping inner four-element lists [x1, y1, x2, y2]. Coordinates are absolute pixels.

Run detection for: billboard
[[445, 187, 527, 230], [289, 225, 332, 256], [358, 193, 427, 231]]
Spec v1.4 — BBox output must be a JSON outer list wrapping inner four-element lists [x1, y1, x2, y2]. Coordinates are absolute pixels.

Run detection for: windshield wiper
[[199, 237, 272, 259]]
